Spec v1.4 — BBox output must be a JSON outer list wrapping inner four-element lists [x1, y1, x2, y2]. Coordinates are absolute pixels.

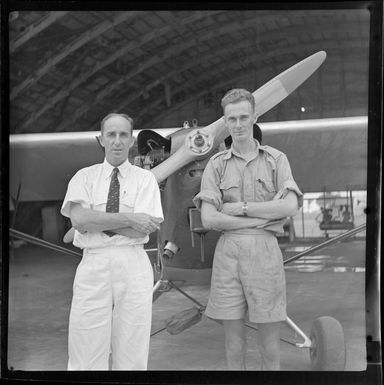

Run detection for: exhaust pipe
[[162, 241, 179, 259]]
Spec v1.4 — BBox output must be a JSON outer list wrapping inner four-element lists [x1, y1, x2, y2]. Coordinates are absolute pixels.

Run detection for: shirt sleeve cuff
[[193, 191, 222, 211], [60, 199, 89, 218], [278, 180, 303, 207]]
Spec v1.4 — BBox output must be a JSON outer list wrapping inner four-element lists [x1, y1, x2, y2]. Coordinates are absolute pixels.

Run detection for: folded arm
[[110, 227, 148, 238], [69, 203, 161, 235], [222, 190, 299, 219], [201, 200, 270, 231]]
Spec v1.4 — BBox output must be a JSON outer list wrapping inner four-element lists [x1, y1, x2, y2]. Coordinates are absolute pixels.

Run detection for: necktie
[[104, 167, 120, 237]]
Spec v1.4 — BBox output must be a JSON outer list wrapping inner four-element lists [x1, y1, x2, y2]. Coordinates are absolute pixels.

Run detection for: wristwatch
[[242, 201, 248, 216]]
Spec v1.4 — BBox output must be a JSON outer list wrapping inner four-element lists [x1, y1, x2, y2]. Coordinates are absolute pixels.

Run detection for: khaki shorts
[[205, 230, 287, 323]]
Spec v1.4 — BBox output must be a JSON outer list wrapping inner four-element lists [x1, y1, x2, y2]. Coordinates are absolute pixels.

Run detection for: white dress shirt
[[61, 159, 163, 249]]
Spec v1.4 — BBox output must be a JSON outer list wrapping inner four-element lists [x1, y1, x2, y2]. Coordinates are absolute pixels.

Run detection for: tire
[[309, 316, 346, 370]]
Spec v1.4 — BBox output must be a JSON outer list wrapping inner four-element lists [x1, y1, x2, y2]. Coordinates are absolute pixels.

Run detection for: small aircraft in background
[[9, 51, 368, 370]]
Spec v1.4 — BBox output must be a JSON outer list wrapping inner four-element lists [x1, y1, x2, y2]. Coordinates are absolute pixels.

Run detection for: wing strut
[[283, 223, 366, 265], [9, 228, 82, 258]]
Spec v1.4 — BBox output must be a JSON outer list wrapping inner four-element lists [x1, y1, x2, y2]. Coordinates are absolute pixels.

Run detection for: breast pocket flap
[[93, 193, 107, 206], [219, 180, 239, 190]]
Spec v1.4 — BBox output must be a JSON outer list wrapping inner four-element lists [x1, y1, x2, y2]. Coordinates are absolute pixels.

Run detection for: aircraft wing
[[260, 116, 367, 192], [9, 128, 180, 202], [9, 116, 367, 202]]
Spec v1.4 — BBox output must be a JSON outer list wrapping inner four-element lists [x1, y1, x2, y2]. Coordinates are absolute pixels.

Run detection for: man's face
[[99, 115, 134, 166], [224, 100, 257, 143]]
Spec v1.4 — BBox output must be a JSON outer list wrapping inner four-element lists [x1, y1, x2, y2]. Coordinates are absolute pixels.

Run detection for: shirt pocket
[[92, 190, 136, 212], [219, 179, 241, 203], [92, 192, 108, 210], [120, 190, 136, 212], [254, 178, 276, 202]]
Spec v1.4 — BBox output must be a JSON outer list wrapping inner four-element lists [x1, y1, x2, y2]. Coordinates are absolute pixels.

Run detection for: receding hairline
[[100, 113, 134, 134]]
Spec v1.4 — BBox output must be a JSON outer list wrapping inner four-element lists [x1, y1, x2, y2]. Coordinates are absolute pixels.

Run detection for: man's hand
[[222, 202, 243, 216], [128, 213, 162, 234], [222, 189, 288, 217]]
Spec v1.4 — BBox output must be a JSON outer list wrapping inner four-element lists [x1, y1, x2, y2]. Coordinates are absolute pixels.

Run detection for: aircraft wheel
[[309, 316, 346, 370]]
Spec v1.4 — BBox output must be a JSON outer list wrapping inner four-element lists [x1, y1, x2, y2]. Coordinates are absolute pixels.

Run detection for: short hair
[[221, 88, 255, 113], [100, 113, 134, 134]]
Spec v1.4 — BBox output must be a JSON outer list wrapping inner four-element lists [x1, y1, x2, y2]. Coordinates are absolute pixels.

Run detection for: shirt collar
[[224, 139, 260, 160], [102, 158, 131, 179]]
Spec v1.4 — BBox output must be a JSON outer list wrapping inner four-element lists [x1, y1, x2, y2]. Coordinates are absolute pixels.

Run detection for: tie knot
[[112, 168, 119, 176]]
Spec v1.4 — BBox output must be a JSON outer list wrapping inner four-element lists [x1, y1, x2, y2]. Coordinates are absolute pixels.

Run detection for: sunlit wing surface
[[260, 116, 367, 192], [9, 128, 180, 201]]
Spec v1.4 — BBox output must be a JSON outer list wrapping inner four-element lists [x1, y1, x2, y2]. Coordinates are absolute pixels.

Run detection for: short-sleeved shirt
[[61, 158, 164, 249], [193, 140, 303, 234]]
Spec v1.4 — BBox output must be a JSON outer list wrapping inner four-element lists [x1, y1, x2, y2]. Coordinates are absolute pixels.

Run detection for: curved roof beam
[[54, 38, 260, 132], [10, 11, 140, 100], [135, 44, 367, 127], [118, 40, 367, 117], [52, 20, 366, 132], [15, 10, 225, 133], [136, 72, 259, 128], [86, 71, 250, 132], [9, 11, 69, 53], [134, 60, 295, 125], [125, 44, 367, 126]]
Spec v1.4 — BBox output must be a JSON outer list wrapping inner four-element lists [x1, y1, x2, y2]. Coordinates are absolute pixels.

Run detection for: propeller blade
[[151, 51, 327, 183]]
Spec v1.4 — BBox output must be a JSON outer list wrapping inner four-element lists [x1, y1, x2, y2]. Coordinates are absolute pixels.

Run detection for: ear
[[252, 112, 258, 124], [128, 135, 135, 149], [95, 135, 105, 152], [98, 134, 105, 147]]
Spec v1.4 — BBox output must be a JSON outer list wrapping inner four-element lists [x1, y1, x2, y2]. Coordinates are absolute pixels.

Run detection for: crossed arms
[[69, 188, 298, 235], [69, 203, 162, 238], [201, 190, 298, 231]]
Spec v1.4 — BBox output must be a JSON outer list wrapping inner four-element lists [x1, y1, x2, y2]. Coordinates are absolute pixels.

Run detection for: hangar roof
[[8, 8, 370, 134]]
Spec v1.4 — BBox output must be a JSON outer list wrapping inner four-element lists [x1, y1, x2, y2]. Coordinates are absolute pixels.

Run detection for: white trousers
[[67, 245, 153, 370]]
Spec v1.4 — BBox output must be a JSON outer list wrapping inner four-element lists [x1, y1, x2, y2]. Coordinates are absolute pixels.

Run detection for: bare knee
[[258, 322, 281, 370], [259, 340, 280, 361], [225, 335, 246, 370], [225, 332, 245, 354], [222, 319, 246, 370]]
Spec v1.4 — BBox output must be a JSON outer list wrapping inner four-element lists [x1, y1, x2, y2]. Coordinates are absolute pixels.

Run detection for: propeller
[[151, 51, 326, 183]]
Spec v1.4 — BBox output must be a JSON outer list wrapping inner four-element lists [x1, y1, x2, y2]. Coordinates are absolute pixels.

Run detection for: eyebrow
[[228, 113, 251, 118]]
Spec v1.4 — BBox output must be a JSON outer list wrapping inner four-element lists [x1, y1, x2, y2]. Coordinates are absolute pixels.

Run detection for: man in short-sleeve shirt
[[193, 89, 302, 370], [61, 113, 163, 370]]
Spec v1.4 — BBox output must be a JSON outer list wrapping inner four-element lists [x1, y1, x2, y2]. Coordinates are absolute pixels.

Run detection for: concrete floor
[[5, 239, 366, 371]]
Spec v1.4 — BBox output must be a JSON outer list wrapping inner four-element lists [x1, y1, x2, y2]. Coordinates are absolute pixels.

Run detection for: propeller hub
[[193, 134, 205, 147], [187, 129, 213, 155]]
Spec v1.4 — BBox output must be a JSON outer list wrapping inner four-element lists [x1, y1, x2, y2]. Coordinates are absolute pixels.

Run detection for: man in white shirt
[[61, 113, 163, 370]]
